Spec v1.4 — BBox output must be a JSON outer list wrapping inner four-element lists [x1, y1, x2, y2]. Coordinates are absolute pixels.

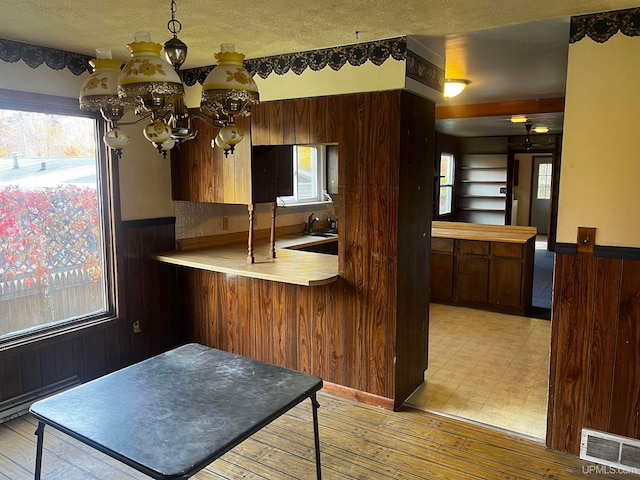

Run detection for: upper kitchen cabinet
[[170, 113, 293, 204], [171, 113, 252, 204]]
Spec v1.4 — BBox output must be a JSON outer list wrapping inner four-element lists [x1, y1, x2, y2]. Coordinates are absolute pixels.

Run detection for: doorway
[[530, 157, 553, 235]]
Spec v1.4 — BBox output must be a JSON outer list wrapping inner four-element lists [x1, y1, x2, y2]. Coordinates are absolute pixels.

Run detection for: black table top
[[30, 343, 323, 479]]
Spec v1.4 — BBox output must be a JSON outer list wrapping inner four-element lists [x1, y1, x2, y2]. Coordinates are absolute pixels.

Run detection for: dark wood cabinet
[[171, 114, 254, 204], [171, 115, 293, 205], [430, 238, 454, 300], [430, 224, 535, 315], [456, 253, 489, 304], [250, 145, 294, 203]]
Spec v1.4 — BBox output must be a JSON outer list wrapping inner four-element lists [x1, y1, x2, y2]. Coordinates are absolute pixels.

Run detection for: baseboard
[[321, 382, 394, 410]]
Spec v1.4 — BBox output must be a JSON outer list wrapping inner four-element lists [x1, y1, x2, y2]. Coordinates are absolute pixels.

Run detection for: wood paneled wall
[[179, 91, 434, 408], [548, 250, 640, 453], [0, 219, 179, 406]]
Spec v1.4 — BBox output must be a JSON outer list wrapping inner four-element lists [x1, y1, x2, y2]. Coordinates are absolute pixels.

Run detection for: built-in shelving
[[457, 154, 507, 225]]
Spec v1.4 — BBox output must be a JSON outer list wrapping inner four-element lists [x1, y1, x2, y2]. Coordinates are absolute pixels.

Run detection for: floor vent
[[581, 428, 640, 474]]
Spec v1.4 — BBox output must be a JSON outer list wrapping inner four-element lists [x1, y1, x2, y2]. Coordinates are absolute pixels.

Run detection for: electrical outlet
[[222, 217, 229, 230], [133, 320, 141, 334]]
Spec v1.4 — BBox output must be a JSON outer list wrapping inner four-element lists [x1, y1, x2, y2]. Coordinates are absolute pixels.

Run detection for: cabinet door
[[276, 146, 293, 197], [170, 115, 216, 202], [489, 257, 522, 308], [455, 255, 489, 303], [326, 145, 339, 195], [251, 145, 294, 203], [430, 252, 454, 301]]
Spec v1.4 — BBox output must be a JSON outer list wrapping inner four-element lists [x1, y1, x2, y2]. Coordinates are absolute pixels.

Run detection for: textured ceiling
[[2, 0, 637, 136], [2, 0, 638, 68]]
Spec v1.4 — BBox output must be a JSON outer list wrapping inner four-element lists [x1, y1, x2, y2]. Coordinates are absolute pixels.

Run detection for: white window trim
[[278, 145, 329, 206]]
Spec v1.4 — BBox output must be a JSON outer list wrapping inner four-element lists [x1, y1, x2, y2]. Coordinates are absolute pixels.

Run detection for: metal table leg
[[311, 393, 322, 479], [34, 421, 45, 480]]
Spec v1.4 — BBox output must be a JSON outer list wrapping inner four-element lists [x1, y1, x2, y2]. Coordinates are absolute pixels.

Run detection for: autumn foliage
[[0, 185, 102, 285]]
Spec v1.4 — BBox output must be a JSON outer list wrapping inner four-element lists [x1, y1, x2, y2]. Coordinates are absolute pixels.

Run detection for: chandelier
[[79, 0, 259, 158]]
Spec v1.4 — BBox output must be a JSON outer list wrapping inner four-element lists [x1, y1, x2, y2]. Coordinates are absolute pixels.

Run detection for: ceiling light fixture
[[443, 79, 469, 99], [511, 115, 528, 123], [533, 126, 549, 133], [79, 0, 259, 158]]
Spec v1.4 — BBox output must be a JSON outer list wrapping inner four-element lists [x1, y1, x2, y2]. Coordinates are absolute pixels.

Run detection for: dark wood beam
[[436, 98, 565, 119]]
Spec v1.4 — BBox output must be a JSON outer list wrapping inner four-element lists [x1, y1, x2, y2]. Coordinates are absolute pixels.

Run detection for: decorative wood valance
[[570, 7, 640, 43], [0, 36, 406, 85]]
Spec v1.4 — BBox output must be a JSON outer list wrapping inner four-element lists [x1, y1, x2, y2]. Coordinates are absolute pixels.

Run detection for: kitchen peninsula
[[164, 90, 435, 411], [154, 227, 339, 287], [430, 221, 537, 315]]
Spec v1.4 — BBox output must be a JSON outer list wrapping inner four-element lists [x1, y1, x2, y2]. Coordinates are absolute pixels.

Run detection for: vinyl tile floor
[[405, 303, 551, 441]]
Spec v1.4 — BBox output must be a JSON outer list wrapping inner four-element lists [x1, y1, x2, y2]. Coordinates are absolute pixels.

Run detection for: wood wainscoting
[[176, 90, 435, 409], [548, 247, 640, 453], [0, 218, 180, 409]]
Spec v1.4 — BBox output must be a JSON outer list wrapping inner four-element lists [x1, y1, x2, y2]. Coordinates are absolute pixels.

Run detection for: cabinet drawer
[[432, 238, 454, 253], [492, 242, 522, 258], [457, 240, 490, 256]]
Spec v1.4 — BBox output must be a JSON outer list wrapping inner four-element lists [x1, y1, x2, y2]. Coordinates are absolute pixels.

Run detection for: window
[[439, 153, 455, 215], [0, 93, 115, 344], [279, 145, 327, 205], [536, 162, 552, 199]]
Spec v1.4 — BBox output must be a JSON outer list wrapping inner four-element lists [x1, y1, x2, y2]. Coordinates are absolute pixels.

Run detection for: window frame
[[439, 152, 455, 216], [278, 144, 329, 206], [0, 89, 120, 349]]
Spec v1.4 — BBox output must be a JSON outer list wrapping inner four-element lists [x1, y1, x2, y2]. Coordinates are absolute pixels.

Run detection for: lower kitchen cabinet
[[430, 227, 535, 315]]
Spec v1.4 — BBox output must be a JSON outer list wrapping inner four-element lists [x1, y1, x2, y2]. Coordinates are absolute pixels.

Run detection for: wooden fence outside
[[0, 267, 104, 338]]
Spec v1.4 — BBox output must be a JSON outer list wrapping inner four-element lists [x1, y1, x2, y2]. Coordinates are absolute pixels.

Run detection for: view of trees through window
[[0, 109, 107, 340]]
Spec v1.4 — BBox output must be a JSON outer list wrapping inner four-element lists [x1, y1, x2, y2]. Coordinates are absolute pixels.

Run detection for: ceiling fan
[[509, 123, 551, 151]]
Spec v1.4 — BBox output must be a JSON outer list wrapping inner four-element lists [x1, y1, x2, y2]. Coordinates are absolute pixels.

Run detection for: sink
[[288, 228, 338, 238]]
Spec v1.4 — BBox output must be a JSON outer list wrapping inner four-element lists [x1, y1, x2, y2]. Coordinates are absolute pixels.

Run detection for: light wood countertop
[[432, 221, 536, 243], [153, 233, 339, 287]]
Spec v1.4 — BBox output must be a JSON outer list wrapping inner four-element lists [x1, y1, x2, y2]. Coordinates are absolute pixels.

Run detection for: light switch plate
[[577, 226, 596, 253]]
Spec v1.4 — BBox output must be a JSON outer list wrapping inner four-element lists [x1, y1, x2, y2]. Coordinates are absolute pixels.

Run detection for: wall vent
[[581, 428, 640, 474]]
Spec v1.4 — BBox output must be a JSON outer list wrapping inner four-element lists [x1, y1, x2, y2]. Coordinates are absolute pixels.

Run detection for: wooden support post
[[269, 202, 277, 259], [247, 203, 255, 264]]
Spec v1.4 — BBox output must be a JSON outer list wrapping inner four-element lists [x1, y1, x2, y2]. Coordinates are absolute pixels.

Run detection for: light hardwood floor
[[0, 391, 628, 479]]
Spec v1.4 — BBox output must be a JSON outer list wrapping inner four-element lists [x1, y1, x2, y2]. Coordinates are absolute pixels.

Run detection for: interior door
[[530, 157, 552, 235]]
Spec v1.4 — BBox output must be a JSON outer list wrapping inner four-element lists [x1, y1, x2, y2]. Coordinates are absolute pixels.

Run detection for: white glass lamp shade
[[201, 44, 259, 117], [219, 123, 244, 146], [161, 138, 176, 151], [443, 79, 469, 98], [214, 133, 232, 152], [104, 127, 130, 151], [118, 32, 184, 102], [79, 52, 125, 112], [143, 119, 172, 144]]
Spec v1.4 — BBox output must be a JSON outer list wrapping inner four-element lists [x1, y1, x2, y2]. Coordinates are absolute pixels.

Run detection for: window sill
[[276, 200, 333, 208]]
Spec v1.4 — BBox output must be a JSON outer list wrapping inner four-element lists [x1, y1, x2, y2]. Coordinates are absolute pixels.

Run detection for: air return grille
[[581, 428, 640, 474]]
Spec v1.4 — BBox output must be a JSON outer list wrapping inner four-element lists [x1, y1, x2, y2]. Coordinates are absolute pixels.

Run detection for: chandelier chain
[[167, 0, 182, 37]]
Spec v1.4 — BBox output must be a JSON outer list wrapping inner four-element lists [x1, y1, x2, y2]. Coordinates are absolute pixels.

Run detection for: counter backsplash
[[174, 199, 338, 240]]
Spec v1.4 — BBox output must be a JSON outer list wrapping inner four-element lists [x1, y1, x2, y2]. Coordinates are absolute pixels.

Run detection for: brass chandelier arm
[[188, 111, 226, 128]]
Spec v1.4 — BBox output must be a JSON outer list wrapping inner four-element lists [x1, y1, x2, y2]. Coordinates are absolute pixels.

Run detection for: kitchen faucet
[[305, 213, 320, 234]]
